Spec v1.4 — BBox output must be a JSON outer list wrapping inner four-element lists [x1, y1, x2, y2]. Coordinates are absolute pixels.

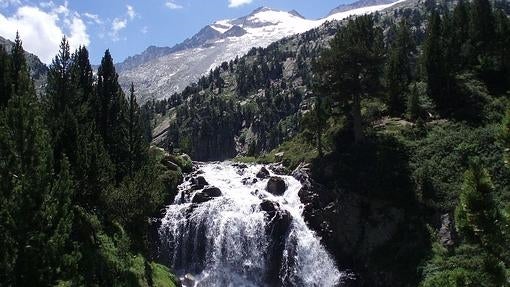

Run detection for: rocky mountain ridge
[[117, 0, 407, 103]]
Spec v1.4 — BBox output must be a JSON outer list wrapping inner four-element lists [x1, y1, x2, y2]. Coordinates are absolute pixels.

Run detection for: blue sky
[[0, 0, 354, 64]]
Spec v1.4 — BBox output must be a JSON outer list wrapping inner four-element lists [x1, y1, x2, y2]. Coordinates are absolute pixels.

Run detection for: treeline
[[310, 0, 510, 285], [0, 35, 180, 286]]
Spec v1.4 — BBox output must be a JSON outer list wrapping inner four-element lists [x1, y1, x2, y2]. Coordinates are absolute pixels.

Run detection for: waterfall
[[159, 162, 343, 286]]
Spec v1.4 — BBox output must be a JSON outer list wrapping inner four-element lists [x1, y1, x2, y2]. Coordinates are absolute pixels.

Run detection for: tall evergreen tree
[[450, 0, 471, 69], [469, 0, 495, 56], [455, 161, 509, 265], [0, 46, 74, 284], [71, 46, 95, 120], [95, 50, 129, 181], [318, 15, 384, 143], [10, 33, 31, 98], [127, 83, 147, 177], [423, 11, 454, 113], [45, 37, 79, 168], [385, 19, 415, 116], [0, 45, 12, 107]]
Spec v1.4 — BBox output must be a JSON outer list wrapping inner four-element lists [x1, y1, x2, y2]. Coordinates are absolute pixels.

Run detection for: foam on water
[[159, 162, 343, 286]]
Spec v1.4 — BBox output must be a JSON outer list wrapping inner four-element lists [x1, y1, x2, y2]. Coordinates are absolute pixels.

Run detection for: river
[[158, 162, 343, 286]]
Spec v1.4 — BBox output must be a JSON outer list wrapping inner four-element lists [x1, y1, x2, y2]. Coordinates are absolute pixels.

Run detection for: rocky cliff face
[[292, 161, 428, 287]]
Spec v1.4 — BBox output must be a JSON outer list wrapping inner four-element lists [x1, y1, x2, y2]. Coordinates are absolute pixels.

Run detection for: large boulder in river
[[192, 187, 222, 204], [256, 167, 270, 179], [191, 176, 208, 189], [266, 176, 287, 195]]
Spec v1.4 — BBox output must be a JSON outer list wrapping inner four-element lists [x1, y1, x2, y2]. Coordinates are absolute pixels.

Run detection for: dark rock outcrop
[[192, 187, 222, 204], [266, 176, 287, 195], [291, 162, 426, 287], [268, 163, 287, 175], [233, 163, 248, 169], [241, 177, 258, 185], [192, 176, 209, 189], [256, 167, 270, 179], [438, 213, 457, 248], [259, 199, 292, 285]]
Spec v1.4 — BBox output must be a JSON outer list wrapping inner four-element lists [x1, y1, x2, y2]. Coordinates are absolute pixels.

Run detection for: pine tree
[[0, 61, 71, 285], [469, 0, 495, 56], [10, 33, 31, 97], [455, 161, 508, 262], [0, 45, 12, 107], [385, 19, 415, 116], [127, 83, 147, 177], [71, 46, 95, 122], [423, 11, 453, 113], [450, 0, 470, 69], [305, 73, 330, 157], [318, 15, 384, 143], [45, 37, 80, 170], [95, 50, 129, 181], [41, 156, 75, 281], [66, 46, 115, 209]]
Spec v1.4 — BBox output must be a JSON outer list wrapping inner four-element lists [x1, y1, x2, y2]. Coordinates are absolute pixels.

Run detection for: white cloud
[[112, 18, 127, 32], [109, 5, 137, 41], [39, 1, 55, 8], [141, 26, 148, 34], [228, 0, 253, 8], [67, 16, 89, 50], [52, 1, 69, 15], [83, 12, 102, 24], [0, 5, 90, 64], [126, 5, 136, 20], [165, 0, 183, 9]]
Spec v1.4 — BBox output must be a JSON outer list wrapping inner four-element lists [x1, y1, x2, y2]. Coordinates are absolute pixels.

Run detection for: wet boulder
[[241, 177, 258, 185], [256, 167, 270, 179], [191, 176, 208, 190], [233, 163, 248, 169], [266, 176, 287, 196], [192, 187, 222, 204], [181, 273, 196, 287], [269, 163, 287, 175], [203, 186, 222, 197]]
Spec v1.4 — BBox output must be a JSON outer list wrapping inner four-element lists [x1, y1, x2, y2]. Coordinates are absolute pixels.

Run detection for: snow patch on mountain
[[119, 1, 406, 103]]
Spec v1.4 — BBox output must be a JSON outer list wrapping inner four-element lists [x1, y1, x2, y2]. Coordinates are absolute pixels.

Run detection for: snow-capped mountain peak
[[118, 0, 407, 103]]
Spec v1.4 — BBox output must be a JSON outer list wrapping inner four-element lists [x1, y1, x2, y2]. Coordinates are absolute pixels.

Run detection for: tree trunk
[[352, 93, 364, 143]]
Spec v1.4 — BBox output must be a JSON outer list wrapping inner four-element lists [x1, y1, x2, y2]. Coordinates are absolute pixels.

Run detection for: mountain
[[117, 0, 406, 103], [327, 0, 398, 15], [0, 35, 48, 91], [150, 0, 415, 160]]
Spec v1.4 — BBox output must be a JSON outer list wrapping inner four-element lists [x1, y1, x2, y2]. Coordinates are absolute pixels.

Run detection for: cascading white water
[[159, 162, 343, 286]]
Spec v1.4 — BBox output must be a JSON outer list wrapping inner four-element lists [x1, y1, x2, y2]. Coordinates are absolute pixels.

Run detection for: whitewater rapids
[[159, 162, 343, 286]]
